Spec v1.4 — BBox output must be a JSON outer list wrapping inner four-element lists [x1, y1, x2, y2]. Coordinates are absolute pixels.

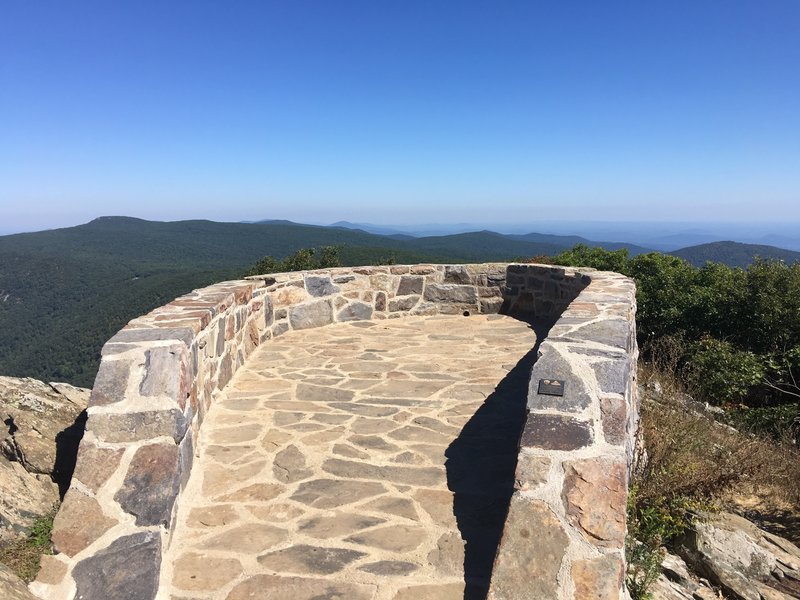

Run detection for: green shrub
[[244, 246, 341, 276], [626, 489, 693, 600], [686, 337, 765, 405]]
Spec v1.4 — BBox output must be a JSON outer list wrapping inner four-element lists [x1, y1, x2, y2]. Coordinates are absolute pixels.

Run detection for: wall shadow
[[444, 316, 552, 599], [53, 409, 87, 498]]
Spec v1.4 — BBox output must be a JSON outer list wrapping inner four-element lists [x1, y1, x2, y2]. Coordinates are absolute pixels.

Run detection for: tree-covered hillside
[[2, 217, 799, 389], [0, 217, 573, 387], [671, 240, 800, 268]]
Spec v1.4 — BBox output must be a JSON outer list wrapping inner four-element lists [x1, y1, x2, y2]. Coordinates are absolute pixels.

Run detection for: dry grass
[[637, 360, 800, 541], [0, 505, 57, 582]]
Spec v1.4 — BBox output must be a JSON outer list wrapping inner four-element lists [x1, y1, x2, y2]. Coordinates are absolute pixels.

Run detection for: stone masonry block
[[528, 344, 592, 412], [89, 408, 188, 444], [519, 413, 593, 451], [396, 276, 423, 296], [90, 359, 133, 406], [571, 554, 625, 600], [71, 443, 124, 493], [289, 300, 334, 329], [115, 442, 181, 527], [305, 275, 340, 297], [72, 531, 161, 600], [563, 457, 627, 548], [51, 491, 116, 557], [488, 496, 568, 600], [139, 345, 190, 408], [423, 284, 477, 304], [337, 301, 374, 322]]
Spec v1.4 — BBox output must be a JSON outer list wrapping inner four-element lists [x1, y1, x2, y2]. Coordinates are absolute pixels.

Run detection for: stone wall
[[31, 263, 637, 600], [488, 272, 638, 600]]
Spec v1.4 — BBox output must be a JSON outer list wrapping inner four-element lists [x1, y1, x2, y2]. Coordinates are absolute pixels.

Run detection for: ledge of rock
[[0, 376, 89, 543], [0, 563, 38, 600], [652, 511, 800, 600]]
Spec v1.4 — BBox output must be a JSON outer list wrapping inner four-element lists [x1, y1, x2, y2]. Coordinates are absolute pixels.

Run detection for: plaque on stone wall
[[537, 379, 565, 396]]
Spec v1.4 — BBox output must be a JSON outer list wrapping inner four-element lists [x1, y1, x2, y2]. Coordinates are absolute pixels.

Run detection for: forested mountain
[[671, 241, 800, 268], [2, 216, 798, 388], [0, 217, 577, 386]]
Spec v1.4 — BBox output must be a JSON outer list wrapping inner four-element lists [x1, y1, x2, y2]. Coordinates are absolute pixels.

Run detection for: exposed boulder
[[0, 563, 38, 600], [0, 456, 58, 544], [0, 377, 89, 543], [651, 511, 800, 600]]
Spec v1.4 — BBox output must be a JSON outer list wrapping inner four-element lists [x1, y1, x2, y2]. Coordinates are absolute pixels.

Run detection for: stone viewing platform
[[162, 315, 538, 599], [30, 263, 638, 600]]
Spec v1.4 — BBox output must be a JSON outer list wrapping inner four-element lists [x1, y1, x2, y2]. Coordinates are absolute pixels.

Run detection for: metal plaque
[[537, 379, 565, 396]]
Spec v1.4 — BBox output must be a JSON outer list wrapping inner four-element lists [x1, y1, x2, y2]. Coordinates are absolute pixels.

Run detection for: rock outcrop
[[652, 511, 800, 599], [0, 563, 38, 600], [0, 377, 88, 543]]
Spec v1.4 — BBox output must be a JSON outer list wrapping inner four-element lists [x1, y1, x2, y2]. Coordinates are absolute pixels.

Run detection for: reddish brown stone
[[35, 555, 68, 585], [519, 414, 593, 451], [114, 443, 180, 526], [72, 443, 124, 493], [600, 396, 627, 446], [225, 314, 235, 340], [571, 554, 624, 599], [52, 491, 116, 557], [562, 457, 627, 548], [410, 265, 437, 274], [375, 292, 387, 311]]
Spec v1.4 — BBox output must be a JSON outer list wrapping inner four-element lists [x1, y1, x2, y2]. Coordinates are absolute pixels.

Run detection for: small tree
[[244, 246, 341, 276]]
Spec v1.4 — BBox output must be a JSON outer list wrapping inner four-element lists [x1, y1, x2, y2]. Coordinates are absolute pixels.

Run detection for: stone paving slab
[[160, 315, 537, 600]]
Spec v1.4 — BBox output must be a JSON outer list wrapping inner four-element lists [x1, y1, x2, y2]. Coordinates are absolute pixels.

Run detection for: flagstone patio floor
[[160, 314, 538, 600]]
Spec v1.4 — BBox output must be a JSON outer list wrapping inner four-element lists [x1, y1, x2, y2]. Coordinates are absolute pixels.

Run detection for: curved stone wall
[[31, 263, 637, 600]]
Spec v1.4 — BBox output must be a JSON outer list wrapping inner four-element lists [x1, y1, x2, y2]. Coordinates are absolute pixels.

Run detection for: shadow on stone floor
[[444, 317, 552, 600]]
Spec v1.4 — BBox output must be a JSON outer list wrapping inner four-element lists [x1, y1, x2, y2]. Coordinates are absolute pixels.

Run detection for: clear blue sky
[[1, 1, 799, 234]]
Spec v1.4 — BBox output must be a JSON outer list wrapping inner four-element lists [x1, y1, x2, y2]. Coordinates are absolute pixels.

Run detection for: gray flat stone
[[305, 275, 340, 297], [257, 544, 366, 575], [72, 531, 161, 600], [337, 301, 373, 322], [89, 408, 187, 443], [528, 344, 592, 412], [423, 283, 477, 303], [291, 479, 386, 509], [273, 445, 313, 483], [289, 300, 333, 330], [359, 561, 419, 576], [560, 318, 632, 351], [106, 327, 193, 347], [296, 383, 354, 403]]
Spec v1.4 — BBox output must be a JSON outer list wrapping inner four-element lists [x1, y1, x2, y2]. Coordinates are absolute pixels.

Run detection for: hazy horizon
[[3, 215, 800, 253]]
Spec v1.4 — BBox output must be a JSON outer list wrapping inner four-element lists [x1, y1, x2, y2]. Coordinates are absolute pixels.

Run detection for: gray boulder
[[655, 511, 800, 600], [0, 377, 89, 542]]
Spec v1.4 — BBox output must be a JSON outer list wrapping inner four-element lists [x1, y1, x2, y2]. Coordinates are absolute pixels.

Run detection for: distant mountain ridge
[[671, 241, 800, 268], [1, 216, 798, 388]]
